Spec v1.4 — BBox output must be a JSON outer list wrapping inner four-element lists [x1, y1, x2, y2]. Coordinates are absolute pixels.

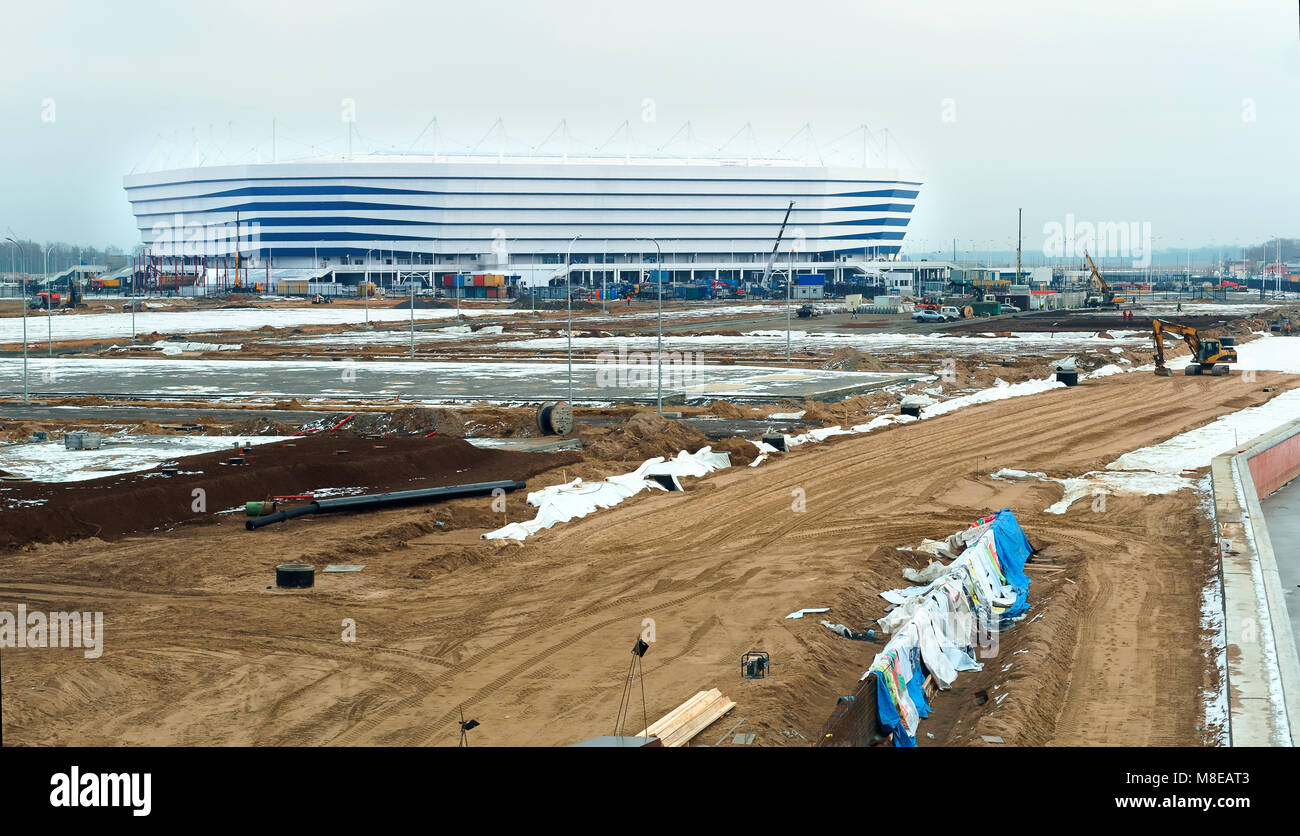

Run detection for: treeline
[[0, 239, 123, 275]]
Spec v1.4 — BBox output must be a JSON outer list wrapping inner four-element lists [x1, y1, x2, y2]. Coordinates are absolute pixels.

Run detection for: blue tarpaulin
[[874, 509, 1035, 746], [991, 508, 1033, 621]]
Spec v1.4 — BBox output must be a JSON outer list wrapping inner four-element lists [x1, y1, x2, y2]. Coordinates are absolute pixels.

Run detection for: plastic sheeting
[[866, 509, 1034, 746], [481, 447, 731, 541]]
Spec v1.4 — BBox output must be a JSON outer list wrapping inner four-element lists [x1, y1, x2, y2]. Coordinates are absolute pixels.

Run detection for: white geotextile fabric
[[869, 528, 1017, 690], [481, 447, 731, 541]]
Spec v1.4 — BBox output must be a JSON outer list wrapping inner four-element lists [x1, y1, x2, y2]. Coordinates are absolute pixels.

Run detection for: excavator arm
[[759, 200, 796, 291], [1084, 251, 1109, 296], [1084, 251, 1126, 308]]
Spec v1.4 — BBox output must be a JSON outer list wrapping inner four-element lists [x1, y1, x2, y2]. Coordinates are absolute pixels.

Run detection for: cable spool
[[536, 401, 573, 435], [275, 564, 315, 589]]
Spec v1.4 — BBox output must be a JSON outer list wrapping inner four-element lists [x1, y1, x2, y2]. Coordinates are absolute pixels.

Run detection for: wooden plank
[[637, 689, 706, 738], [638, 689, 707, 738], [640, 689, 711, 739], [635, 689, 715, 738], [653, 690, 722, 741], [662, 697, 736, 748]]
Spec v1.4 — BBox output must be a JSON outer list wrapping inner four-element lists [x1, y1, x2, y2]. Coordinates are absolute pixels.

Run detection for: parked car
[[913, 309, 945, 323], [939, 305, 963, 321], [1000, 303, 1021, 313], [796, 303, 822, 318]]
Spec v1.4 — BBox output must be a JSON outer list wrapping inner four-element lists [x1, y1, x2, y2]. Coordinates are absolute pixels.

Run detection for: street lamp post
[[364, 248, 372, 325], [786, 245, 795, 364], [43, 244, 53, 356], [6, 235, 28, 404], [565, 234, 582, 405], [636, 237, 664, 414]]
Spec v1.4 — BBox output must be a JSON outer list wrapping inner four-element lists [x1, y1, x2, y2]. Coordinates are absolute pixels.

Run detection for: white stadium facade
[[122, 154, 923, 292]]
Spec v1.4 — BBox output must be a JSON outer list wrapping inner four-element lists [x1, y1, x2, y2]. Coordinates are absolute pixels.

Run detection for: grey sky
[[2, 0, 1296, 254]]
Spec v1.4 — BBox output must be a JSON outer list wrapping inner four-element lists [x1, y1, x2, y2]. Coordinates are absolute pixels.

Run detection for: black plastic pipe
[[245, 480, 526, 530]]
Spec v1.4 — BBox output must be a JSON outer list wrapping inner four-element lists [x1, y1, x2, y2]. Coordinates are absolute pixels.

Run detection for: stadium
[[121, 154, 923, 292]]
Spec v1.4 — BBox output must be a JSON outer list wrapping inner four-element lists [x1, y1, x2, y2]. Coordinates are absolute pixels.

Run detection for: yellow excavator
[[1152, 318, 1237, 377], [1084, 251, 1124, 309]]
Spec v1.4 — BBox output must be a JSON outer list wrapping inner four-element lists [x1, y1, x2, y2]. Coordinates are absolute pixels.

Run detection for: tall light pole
[[6, 235, 28, 404], [636, 237, 664, 414], [565, 234, 582, 405], [42, 244, 53, 356], [364, 247, 372, 325], [787, 244, 795, 364]]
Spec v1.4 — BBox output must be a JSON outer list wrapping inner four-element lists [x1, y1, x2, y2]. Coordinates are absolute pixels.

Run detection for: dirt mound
[[575, 410, 717, 463], [409, 545, 503, 577], [707, 435, 757, 467], [704, 400, 749, 419], [0, 434, 579, 551], [230, 418, 300, 436], [820, 347, 884, 372], [459, 408, 540, 438]]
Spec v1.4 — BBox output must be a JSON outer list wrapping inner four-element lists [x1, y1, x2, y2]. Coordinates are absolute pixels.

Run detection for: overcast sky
[[1, 0, 1296, 255]]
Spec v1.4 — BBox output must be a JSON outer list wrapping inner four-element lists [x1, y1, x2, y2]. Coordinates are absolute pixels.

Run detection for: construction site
[[5, 11, 1300, 810], [2, 282, 1299, 749]]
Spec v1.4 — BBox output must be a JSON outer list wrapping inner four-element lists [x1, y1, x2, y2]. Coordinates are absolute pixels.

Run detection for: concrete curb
[[1210, 417, 1300, 746]]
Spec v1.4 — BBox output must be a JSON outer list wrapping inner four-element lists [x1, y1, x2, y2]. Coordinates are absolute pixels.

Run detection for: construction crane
[[759, 200, 796, 294], [1151, 318, 1237, 377], [1083, 251, 1124, 309]]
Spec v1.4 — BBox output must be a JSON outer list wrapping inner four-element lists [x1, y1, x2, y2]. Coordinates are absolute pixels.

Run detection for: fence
[[817, 673, 890, 747]]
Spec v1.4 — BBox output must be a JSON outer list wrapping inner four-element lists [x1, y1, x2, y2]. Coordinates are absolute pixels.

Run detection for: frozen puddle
[[0, 306, 517, 343], [499, 330, 1149, 357], [0, 435, 291, 482]]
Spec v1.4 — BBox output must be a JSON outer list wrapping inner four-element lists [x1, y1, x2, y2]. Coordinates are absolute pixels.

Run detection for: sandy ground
[[4, 369, 1296, 746]]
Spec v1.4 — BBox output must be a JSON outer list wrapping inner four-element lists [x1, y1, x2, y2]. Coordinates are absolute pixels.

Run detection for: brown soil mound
[[0, 434, 579, 551], [705, 400, 749, 419], [574, 410, 750, 464], [820, 347, 884, 372], [229, 418, 300, 436], [707, 435, 757, 467]]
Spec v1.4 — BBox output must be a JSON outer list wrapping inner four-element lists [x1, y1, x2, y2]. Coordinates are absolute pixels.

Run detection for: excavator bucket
[[1154, 366, 1173, 377]]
